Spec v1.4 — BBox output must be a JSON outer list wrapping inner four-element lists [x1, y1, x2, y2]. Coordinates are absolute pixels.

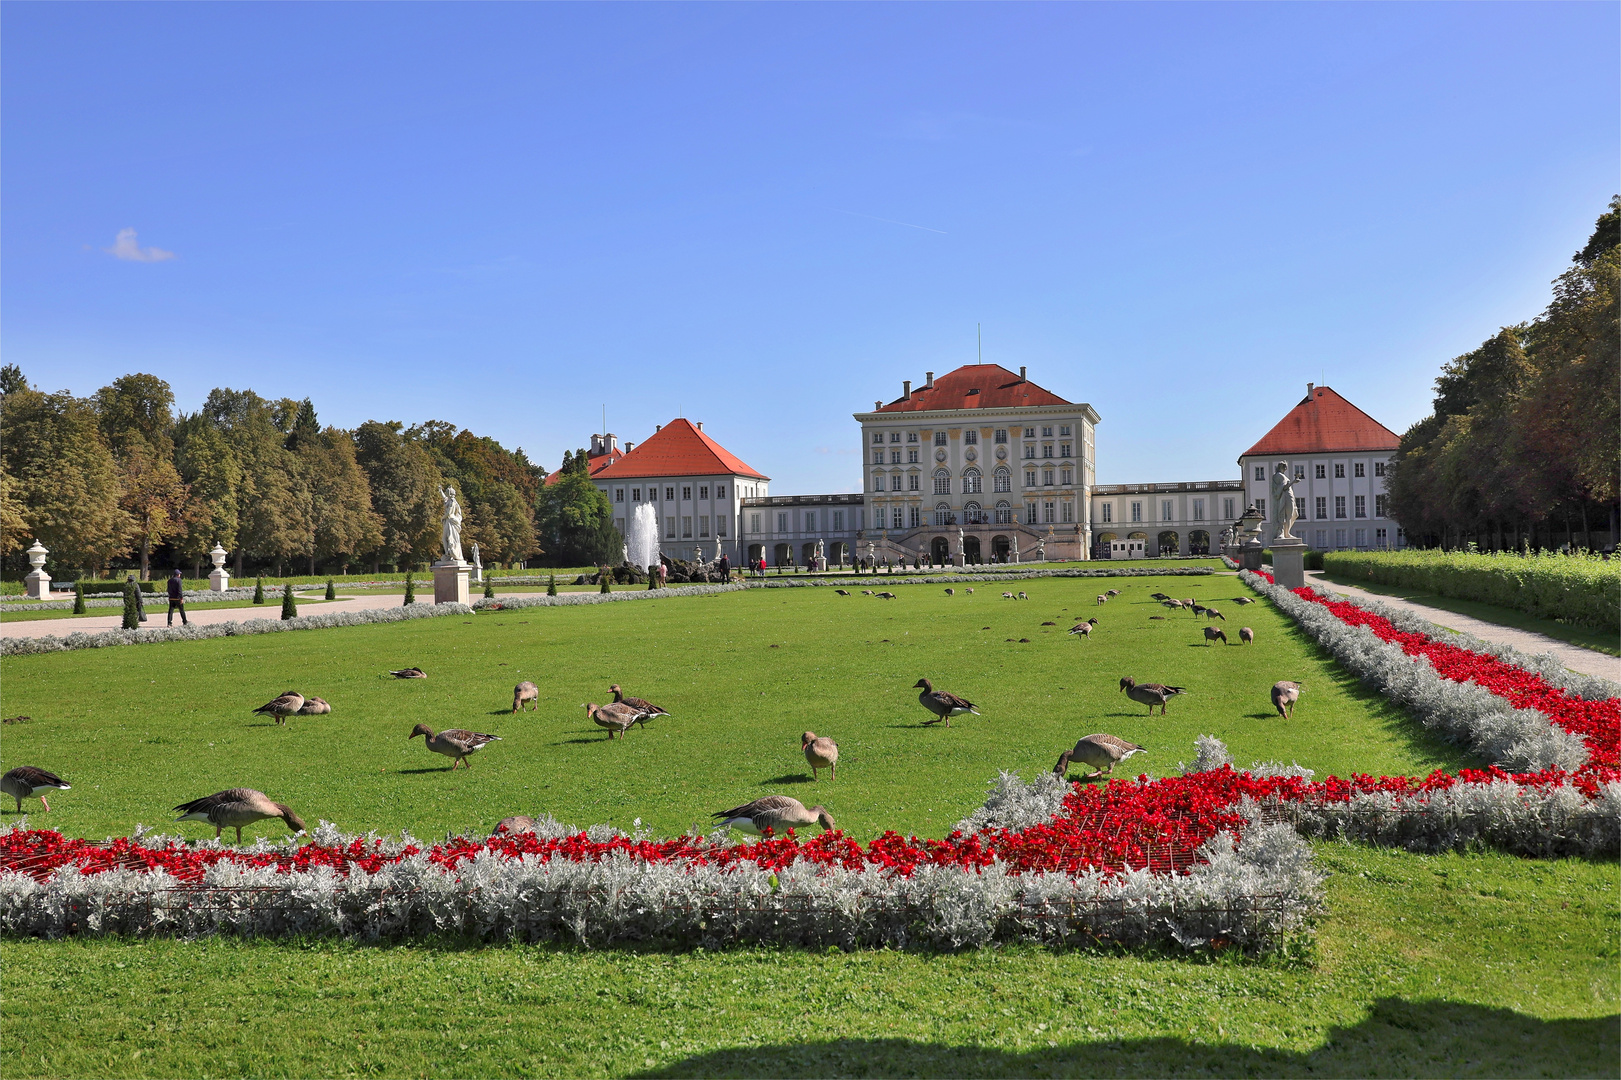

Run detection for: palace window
[[1060, 443, 1072, 458], [963, 468, 982, 494], [1255, 498, 1265, 516], [1376, 527, 1388, 547], [933, 470, 951, 495], [908, 474, 919, 491], [1059, 425, 1071, 436], [1023, 428, 1036, 439], [1376, 494, 1388, 517], [1315, 497, 1327, 519], [682, 517, 693, 538], [1192, 498, 1204, 521], [872, 433, 883, 444], [934, 503, 951, 527], [1355, 528, 1366, 547], [632, 488, 641, 502], [994, 467, 1011, 493], [873, 473, 883, 491], [615, 488, 624, 503], [907, 432, 918, 443], [717, 485, 726, 498], [1354, 463, 1365, 478], [908, 448, 918, 463], [874, 450, 884, 464], [908, 506, 921, 528], [994, 429, 1008, 444], [1130, 501, 1142, 523], [995, 501, 1013, 524], [717, 515, 728, 536], [1334, 464, 1345, 479], [1042, 444, 1054, 458], [750, 513, 761, 534], [1061, 500, 1073, 523], [805, 512, 816, 531], [666, 516, 676, 539], [1025, 469, 1036, 487], [833, 510, 844, 530], [1223, 498, 1234, 519], [1061, 468, 1073, 485], [1335, 496, 1347, 519], [698, 486, 708, 499], [777, 513, 788, 532], [890, 450, 901, 464], [1354, 495, 1366, 518], [614, 517, 624, 535], [1024, 445, 1036, 459], [1042, 426, 1053, 437], [934, 431, 947, 446], [1375, 461, 1388, 477], [1026, 501, 1038, 524], [1295, 497, 1306, 518], [682, 486, 692, 500], [892, 475, 903, 491], [1162, 500, 1173, 521], [964, 430, 978, 445], [1043, 500, 1056, 523], [892, 507, 904, 529], [1254, 466, 1265, 480], [1295, 466, 1305, 480], [890, 432, 901, 443], [964, 501, 984, 524], [1315, 465, 1326, 479], [1100, 503, 1113, 523], [1042, 469, 1055, 486], [699, 516, 710, 537]]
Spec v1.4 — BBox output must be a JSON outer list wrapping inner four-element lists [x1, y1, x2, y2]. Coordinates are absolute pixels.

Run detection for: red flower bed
[[1291, 587, 1621, 768]]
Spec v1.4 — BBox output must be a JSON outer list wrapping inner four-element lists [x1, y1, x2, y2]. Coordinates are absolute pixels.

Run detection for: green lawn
[[0, 575, 1470, 842], [0, 574, 1613, 1078], [1313, 571, 1620, 657]]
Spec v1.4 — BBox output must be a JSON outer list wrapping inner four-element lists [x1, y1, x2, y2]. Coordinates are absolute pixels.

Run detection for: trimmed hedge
[[1323, 550, 1620, 633]]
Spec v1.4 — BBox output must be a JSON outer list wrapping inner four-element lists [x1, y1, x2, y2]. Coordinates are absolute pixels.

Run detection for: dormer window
[[966, 388, 980, 396]]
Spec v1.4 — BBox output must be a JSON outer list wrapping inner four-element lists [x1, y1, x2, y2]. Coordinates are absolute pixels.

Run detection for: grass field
[[1314, 571, 1620, 657], [1, 573, 1614, 1078]]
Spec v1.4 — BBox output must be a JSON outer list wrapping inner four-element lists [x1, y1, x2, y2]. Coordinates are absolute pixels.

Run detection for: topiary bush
[[121, 578, 140, 630], [547, 574, 557, 597], [280, 583, 297, 620], [253, 577, 265, 604], [483, 579, 495, 599], [72, 582, 86, 615], [599, 570, 611, 594], [403, 572, 416, 606], [325, 578, 336, 600]]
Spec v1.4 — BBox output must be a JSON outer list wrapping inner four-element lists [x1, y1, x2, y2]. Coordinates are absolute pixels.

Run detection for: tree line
[[1389, 197, 1619, 551], [0, 369, 624, 579]]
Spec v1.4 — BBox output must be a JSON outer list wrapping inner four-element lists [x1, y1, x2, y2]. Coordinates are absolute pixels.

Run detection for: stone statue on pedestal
[[1036, 535, 1046, 561], [439, 486, 465, 563], [1270, 462, 1302, 541], [471, 542, 483, 582]]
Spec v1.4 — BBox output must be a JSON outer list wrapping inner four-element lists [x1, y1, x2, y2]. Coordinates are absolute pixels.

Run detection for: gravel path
[[1, 591, 481, 640], [1303, 570, 1620, 683]]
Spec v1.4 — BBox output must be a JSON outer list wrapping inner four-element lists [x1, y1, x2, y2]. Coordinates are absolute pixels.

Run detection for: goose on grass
[[1118, 676, 1187, 715], [1, 767, 70, 813], [252, 691, 305, 726], [296, 696, 331, 715], [408, 724, 501, 767], [712, 796, 836, 836], [1053, 734, 1146, 780], [611, 685, 670, 724], [585, 702, 642, 739], [914, 678, 979, 727], [174, 788, 306, 844], [802, 731, 839, 780], [1271, 681, 1303, 719]]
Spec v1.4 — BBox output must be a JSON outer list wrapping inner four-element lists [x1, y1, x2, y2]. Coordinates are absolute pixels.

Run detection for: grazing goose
[[512, 681, 539, 713], [1018, 592, 1028, 600], [408, 723, 501, 766], [1106, 589, 1121, 597], [1119, 676, 1188, 715], [1068, 618, 1098, 638], [802, 731, 839, 780], [835, 589, 851, 596], [1233, 596, 1255, 606], [1162, 599, 1184, 610], [1203, 626, 1228, 646], [389, 667, 427, 679], [1053, 734, 1147, 780], [1191, 603, 1208, 616], [1239, 627, 1254, 645], [173, 788, 306, 843], [1205, 607, 1225, 622], [914, 678, 979, 727], [492, 815, 537, 835], [1150, 592, 1170, 601], [1271, 681, 1303, 719], [1095, 595, 1107, 606], [1, 767, 70, 813], [252, 691, 305, 726], [944, 588, 955, 596], [585, 702, 641, 739], [611, 685, 670, 726], [297, 696, 331, 715], [712, 795, 836, 836], [965, 588, 974, 595], [876, 592, 896, 600], [1001, 592, 1015, 599]]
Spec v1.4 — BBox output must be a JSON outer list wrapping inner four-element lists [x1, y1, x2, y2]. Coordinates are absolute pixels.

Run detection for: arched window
[[964, 501, 984, 524], [933, 469, 951, 496], [995, 500, 1012, 524], [962, 467, 982, 494], [934, 502, 953, 527], [993, 466, 1011, 493]]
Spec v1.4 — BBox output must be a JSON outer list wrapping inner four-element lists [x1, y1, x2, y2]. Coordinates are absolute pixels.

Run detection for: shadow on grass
[[759, 773, 813, 785], [397, 767, 455, 774], [631, 1000, 1619, 1079]]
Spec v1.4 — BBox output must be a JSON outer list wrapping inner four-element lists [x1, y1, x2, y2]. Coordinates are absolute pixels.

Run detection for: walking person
[[658, 562, 668, 588], [166, 568, 188, 626], [719, 554, 730, 581]]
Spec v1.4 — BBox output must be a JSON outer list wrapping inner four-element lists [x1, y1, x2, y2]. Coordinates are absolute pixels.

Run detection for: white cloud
[[105, 228, 175, 263]]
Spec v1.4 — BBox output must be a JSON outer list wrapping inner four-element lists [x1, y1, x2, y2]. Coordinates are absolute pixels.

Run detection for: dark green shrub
[[483, 579, 495, 599], [325, 579, 337, 600], [403, 572, 416, 605], [280, 583, 297, 620], [599, 570, 611, 594], [72, 582, 86, 614], [547, 574, 557, 597], [253, 577, 265, 604], [121, 578, 140, 630]]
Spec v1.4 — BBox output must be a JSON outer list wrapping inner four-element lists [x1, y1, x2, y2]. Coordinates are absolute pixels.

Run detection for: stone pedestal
[[1271, 537, 1308, 589], [952, 553, 965, 567], [209, 569, 231, 593], [433, 560, 472, 605], [24, 568, 51, 600], [1240, 541, 1265, 571]]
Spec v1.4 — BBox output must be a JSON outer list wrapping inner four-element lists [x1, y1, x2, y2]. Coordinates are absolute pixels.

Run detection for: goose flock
[[1, 578, 1307, 844]]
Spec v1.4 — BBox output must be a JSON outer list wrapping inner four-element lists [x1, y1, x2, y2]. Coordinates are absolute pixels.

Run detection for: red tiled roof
[[594, 419, 769, 481], [1241, 386, 1400, 458], [542, 447, 621, 486], [870, 364, 1071, 413]]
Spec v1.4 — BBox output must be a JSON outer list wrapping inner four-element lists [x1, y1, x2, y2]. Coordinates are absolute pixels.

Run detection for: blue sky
[[5, 3, 1615, 491]]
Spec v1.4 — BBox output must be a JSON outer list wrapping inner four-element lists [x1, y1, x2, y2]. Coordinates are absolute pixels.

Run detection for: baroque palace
[[574, 365, 1404, 566]]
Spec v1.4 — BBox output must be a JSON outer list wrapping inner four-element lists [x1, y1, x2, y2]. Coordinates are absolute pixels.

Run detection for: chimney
[[655, 424, 661, 432], [875, 400, 883, 410], [1018, 366, 1027, 381], [590, 434, 603, 455], [1307, 382, 1315, 397], [625, 442, 634, 453], [605, 433, 618, 454], [925, 371, 935, 388], [903, 380, 912, 400], [695, 421, 703, 431]]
